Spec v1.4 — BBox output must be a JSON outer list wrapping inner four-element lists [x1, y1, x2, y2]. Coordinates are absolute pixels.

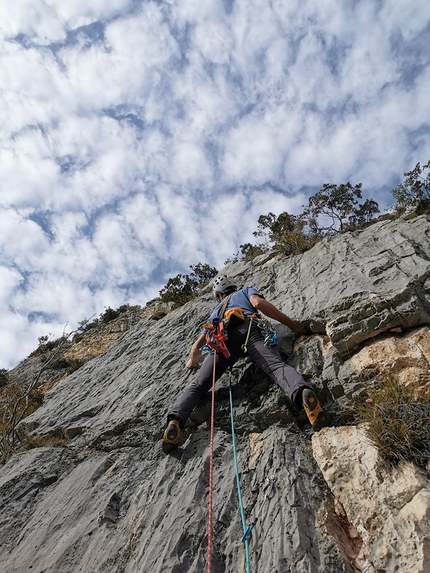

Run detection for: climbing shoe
[[302, 389, 328, 432], [163, 419, 181, 445]]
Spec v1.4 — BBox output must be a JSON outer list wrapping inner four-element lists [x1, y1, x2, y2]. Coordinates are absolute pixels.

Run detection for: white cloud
[[170, 141, 213, 186], [0, 311, 39, 371], [49, 6, 180, 116], [0, 43, 64, 132], [0, 0, 134, 44], [0, 2, 67, 44], [221, 115, 286, 185], [381, 0, 430, 39], [0, 209, 50, 267], [53, 0, 133, 29], [1, 0, 430, 368], [0, 266, 23, 306], [120, 194, 167, 254]]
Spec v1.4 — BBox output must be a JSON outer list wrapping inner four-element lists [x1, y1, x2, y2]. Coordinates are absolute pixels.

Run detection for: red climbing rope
[[207, 350, 217, 573]]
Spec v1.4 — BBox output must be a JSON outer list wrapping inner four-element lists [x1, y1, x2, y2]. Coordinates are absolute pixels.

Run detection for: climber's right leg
[[163, 352, 231, 448]]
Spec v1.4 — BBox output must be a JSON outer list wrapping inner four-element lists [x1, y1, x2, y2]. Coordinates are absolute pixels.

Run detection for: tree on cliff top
[[231, 183, 380, 262], [252, 211, 313, 255], [303, 182, 379, 233], [392, 160, 430, 216], [159, 263, 218, 307]]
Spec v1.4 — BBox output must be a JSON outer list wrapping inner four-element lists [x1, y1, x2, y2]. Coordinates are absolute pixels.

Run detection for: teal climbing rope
[[228, 369, 254, 573]]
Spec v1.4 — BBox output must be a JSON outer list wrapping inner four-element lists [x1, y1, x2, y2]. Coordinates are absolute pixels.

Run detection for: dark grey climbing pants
[[169, 319, 312, 427]]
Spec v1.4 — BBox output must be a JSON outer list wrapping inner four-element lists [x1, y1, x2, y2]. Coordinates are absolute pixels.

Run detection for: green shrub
[[24, 429, 68, 450], [239, 242, 269, 261], [31, 336, 67, 357], [159, 263, 218, 308], [225, 180, 384, 263], [48, 358, 70, 370], [303, 182, 380, 233], [159, 274, 198, 307], [392, 160, 430, 216], [47, 357, 85, 373], [0, 369, 8, 388], [100, 306, 120, 323], [355, 374, 430, 469], [81, 319, 99, 331], [252, 211, 318, 256], [0, 383, 44, 461], [66, 358, 85, 375], [73, 333, 84, 344]]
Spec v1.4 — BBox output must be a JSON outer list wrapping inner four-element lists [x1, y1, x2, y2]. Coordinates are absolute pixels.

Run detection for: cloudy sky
[[1, 0, 430, 369]]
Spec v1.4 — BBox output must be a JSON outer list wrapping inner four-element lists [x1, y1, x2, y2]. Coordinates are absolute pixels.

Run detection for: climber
[[163, 275, 328, 449]]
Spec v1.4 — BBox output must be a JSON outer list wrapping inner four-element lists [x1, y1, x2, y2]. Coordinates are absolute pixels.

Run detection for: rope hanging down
[[206, 350, 217, 573], [206, 359, 256, 573], [228, 368, 255, 573]]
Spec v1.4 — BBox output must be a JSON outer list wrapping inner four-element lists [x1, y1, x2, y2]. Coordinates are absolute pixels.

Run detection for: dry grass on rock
[[355, 373, 430, 469]]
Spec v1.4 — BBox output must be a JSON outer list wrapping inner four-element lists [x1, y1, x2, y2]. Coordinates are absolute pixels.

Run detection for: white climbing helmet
[[212, 275, 238, 298]]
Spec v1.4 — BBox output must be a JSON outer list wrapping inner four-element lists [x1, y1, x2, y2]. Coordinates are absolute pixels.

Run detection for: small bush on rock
[[0, 369, 8, 388], [392, 160, 430, 216], [355, 373, 430, 469], [159, 263, 218, 308], [23, 429, 68, 450], [47, 357, 85, 374]]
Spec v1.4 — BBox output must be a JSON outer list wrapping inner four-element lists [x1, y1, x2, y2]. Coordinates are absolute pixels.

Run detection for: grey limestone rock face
[[313, 427, 430, 573], [1, 216, 430, 572], [255, 215, 430, 355]]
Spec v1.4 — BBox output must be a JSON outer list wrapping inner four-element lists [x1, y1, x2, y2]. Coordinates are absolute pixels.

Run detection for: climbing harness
[[253, 314, 278, 347], [204, 294, 277, 358], [241, 313, 277, 354], [203, 294, 234, 358], [240, 318, 253, 354], [207, 350, 217, 573], [204, 298, 246, 358], [204, 317, 231, 358]]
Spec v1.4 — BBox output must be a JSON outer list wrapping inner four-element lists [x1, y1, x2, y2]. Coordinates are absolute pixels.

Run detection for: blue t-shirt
[[206, 287, 262, 322]]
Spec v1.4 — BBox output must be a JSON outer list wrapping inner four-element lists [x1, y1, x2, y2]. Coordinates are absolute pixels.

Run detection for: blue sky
[[1, 0, 430, 369]]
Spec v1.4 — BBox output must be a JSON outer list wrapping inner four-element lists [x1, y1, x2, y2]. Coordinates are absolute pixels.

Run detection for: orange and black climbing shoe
[[162, 419, 181, 453], [302, 389, 329, 432]]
